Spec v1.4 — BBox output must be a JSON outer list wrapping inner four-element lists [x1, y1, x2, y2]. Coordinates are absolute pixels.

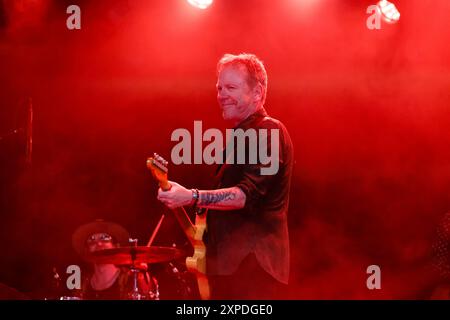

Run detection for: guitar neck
[[172, 206, 196, 242], [148, 155, 210, 299]]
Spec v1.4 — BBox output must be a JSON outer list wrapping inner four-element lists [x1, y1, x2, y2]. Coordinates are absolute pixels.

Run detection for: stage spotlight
[[377, 0, 400, 24], [187, 0, 213, 10]]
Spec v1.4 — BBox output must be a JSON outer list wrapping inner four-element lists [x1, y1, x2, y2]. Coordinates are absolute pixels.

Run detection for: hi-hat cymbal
[[85, 246, 186, 265]]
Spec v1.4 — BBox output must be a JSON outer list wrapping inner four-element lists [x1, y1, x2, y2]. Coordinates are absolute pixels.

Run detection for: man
[[72, 219, 156, 300], [157, 53, 293, 299]]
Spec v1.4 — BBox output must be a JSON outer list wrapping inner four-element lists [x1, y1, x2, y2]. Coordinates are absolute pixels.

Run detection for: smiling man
[[157, 53, 294, 299]]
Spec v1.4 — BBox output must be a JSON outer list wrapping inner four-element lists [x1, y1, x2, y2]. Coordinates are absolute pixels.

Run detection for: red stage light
[[187, 0, 213, 10], [377, 0, 400, 24]]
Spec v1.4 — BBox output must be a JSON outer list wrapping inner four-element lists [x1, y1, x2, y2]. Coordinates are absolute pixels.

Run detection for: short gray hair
[[217, 53, 268, 105]]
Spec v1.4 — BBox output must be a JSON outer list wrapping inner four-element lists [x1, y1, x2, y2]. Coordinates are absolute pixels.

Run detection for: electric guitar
[[146, 153, 210, 300]]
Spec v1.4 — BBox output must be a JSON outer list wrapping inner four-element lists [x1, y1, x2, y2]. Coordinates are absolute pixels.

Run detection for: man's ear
[[253, 83, 263, 103]]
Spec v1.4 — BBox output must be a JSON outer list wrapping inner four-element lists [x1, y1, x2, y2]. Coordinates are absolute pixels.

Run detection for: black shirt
[[205, 108, 293, 284]]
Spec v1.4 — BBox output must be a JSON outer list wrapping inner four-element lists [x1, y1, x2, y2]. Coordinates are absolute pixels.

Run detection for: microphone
[[25, 97, 33, 165]]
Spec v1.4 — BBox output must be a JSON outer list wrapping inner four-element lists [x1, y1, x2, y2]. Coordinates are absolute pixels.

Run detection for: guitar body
[[186, 213, 207, 273], [147, 154, 210, 300], [186, 213, 209, 299]]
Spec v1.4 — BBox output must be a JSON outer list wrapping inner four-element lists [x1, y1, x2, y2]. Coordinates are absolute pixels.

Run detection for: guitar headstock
[[146, 153, 171, 190]]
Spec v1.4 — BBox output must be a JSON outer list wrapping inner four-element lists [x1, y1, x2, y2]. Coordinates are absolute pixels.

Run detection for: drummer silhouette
[[72, 219, 157, 300]]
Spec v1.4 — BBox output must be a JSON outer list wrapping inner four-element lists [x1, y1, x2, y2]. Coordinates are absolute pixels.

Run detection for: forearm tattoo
[[200, 190, 237, 205]]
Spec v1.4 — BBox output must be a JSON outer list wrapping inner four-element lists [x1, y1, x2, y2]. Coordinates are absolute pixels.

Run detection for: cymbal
[[85, 246, 186, 265]]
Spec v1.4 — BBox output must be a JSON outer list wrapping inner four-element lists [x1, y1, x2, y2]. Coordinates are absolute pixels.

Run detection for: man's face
[[216, 65, 256, 124], [86, 233, 115, 253]]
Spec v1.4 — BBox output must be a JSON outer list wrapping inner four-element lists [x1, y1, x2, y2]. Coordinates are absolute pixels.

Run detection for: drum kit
[[57, 244, 192, 301], [85, 245, 185, 266], [52, 219, 197, 301], [88, 244, 187, 300]]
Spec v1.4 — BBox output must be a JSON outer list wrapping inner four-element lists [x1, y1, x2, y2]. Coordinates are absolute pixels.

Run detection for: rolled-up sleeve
[[236, 126, 284, 211], [236, 166, 275, 210]]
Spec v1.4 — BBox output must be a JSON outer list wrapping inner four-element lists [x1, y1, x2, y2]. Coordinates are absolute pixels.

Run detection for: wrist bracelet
[[191, 188, 199, 208]]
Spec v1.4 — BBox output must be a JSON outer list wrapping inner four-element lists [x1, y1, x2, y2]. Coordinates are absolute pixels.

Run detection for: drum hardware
[[84, 246, 186, 266], [129, 238, 146, 300], [85, 243, 186, 300], [59, 296, 82, 300], [128, 266, 143, 300]]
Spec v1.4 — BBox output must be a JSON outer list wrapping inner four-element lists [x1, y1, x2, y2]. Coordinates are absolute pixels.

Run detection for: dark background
[[0, 0, 449, 298]]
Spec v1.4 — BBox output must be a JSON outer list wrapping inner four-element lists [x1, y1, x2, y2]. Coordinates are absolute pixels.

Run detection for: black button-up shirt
[[205, 108, 293, 284]]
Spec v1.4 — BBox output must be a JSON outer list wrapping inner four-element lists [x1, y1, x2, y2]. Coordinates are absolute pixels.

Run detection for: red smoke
[[0, 0, 449, 299]]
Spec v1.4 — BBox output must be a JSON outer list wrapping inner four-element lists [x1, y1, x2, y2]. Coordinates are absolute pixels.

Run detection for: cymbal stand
[[128, 238, 143, 300]]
